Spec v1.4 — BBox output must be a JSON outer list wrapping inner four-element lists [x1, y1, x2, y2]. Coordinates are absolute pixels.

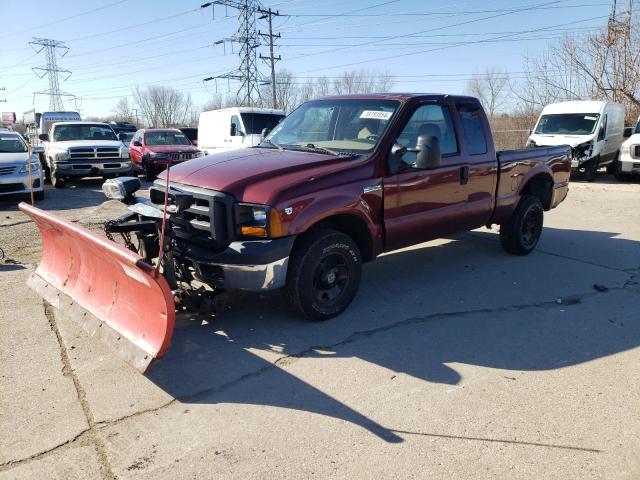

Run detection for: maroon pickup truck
[[103, 93, 570, 320]]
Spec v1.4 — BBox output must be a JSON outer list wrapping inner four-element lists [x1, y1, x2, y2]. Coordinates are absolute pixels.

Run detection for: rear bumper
[[56, 160, 132, 177], [177, 236, 296, 291]]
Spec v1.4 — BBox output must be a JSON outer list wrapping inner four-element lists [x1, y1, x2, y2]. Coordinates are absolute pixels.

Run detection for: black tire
[[143, 160, 155, 182], [34, 190, 45, 201], [41, 155, 51, 184], [499, 195, 544, 256], [51, 167, 66, 189], [585, 157, 599, 182], [284, 229, 362, 321], [613, 159, 631, 182]]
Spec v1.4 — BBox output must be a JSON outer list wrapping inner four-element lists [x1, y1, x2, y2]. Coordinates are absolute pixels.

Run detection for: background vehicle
[[24, 110, 81, 147], [197, 107, 285, 154], [21, 93, 570, 371], [128, 128, 202, 181], [178, 127, 198, 146], [0, 131, 44, 200], [119, 132, 135, 146], [108, 121, 137, 135], [527, 101, 625, 181], [38, 121, 132, 188], [615, 120, 640, 180]]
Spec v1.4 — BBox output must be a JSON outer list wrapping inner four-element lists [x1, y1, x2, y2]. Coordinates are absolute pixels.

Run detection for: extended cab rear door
[[452, 101, 498, 229], [383, 99, 469, 251]]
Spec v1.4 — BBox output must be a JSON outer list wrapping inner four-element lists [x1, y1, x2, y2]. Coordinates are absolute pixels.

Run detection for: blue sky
[[0, 0, 613, 118]]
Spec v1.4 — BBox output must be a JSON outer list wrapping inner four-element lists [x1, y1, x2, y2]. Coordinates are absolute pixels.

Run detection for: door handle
[[460, 166, 469, 185]]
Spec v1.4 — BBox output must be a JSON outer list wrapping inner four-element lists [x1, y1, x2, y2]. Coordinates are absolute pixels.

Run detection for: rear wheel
[[284, 229, 362, 320], [143, 160, 155, 181], [499, 195, 544, 255]]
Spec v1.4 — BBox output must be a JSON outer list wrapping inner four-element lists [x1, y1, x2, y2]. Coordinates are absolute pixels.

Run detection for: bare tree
[[133, 86, 192, 127], [332, 68, 394, 95], [465, 68, 510, 118], [112, 97, 134, 123]]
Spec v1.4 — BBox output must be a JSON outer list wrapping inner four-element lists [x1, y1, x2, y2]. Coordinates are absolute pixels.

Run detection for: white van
[[197, 107, 285, 155], [527, 100, 625, 181]]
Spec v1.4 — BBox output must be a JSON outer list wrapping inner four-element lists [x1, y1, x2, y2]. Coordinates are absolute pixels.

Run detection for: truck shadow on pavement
[[147, 228, 640, 443]]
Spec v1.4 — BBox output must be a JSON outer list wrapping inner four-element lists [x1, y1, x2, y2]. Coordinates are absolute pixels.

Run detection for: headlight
[[235, 203, 282, 238], [54, 150, 69, 161], [194, 151, 204, 158], [18, 162, 40, 174], [527, 140, 537, 148], [102, 177, 141, 201], [120, 148, 130, 159], [620, 144, 631, 155]]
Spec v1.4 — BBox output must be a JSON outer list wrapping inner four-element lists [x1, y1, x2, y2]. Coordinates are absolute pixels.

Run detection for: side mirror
[[230, 123, 237, 136], [415, 135, 441, 170], [623, 127, 634, 138], [31, 146, 44, 154], [133, 140, 142, 147], [38, 133, 49, 142]]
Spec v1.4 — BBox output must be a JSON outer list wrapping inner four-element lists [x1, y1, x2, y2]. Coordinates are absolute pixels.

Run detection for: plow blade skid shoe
[[18, 202, 175, 372]]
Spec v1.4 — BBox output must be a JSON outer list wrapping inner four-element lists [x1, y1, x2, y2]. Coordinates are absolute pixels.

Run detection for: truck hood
[[160, 147, 354, 203], [622, 133, 640, 147], [49, 140, 123, 149], [145, 145, 200, 154], [528, 133, 595, 148], [0, 152, 30, 164]]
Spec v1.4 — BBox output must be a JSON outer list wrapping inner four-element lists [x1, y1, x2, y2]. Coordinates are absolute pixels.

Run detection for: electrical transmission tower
[[202, 0, 264, 106], [258, 8, 282, 109], [29, 38, 75, 111]]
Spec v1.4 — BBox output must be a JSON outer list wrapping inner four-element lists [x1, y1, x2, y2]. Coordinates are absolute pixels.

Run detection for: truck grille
[[0, 183, 23, 193], [151, 182, 235, 248], [0, 166, 16, 176], [634, 145, 640, 158], [69, 146, 120, 160], [169, 152, 195, 161]]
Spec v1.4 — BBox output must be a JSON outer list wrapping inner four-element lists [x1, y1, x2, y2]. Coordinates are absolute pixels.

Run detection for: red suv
[[129, 128, 202, 180]]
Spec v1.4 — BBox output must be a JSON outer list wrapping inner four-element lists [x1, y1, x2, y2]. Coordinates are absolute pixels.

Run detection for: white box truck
[[527, 100, 624, 181], [197, 107, 285, 155]]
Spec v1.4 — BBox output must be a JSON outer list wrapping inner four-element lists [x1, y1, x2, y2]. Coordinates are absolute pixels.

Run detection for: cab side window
[[457, 104, 488, 155], [231, 115, 242, 136], [396, 104, 458, 167]]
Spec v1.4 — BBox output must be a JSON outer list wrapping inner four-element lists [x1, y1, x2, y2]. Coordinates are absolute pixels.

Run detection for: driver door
[[383, 101, 469, 252]]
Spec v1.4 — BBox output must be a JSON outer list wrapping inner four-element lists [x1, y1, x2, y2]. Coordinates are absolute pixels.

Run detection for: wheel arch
[[304, 213, 375, 262], [519, 172, 554, 210]]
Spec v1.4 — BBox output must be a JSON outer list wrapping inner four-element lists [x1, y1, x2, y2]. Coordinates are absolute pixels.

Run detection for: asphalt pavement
[[1, 176, 639, 479]]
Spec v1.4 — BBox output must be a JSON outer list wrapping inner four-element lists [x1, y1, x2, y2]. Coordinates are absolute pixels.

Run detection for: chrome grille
[[169, 152, 195, 161], [0, 166, 16, 176], [68, 146, 120, 160], [634, 145, 640, 158]]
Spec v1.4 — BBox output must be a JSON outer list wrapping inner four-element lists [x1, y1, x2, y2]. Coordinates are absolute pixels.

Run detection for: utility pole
[[201, 1, 263, 106], [29, 38, 75, 111], [258, 7, 281, 109]]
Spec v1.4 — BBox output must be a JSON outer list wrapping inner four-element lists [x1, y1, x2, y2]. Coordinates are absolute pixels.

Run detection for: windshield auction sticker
[[360, 110, 393, 120]]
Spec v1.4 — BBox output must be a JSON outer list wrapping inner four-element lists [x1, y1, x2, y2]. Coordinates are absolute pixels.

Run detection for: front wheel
[[284, 229, 362, 321], [585, 157, 599, 182], [499, 195, 544, 255], [613, 159, 631, 182], [50, 167, 66, 189]]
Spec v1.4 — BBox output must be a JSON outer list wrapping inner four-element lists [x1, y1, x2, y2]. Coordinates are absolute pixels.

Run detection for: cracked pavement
[[1, 177, 639, 479]]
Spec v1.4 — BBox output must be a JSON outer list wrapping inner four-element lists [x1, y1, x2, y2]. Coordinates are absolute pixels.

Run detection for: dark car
[[178, 127, 198, 146]]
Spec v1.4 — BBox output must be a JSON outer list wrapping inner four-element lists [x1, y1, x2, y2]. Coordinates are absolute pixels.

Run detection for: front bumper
[[176, 236, 296, 291], [0, 170, 43, 196], [55, 160, 132, 177], [619, 152, 640, 174]]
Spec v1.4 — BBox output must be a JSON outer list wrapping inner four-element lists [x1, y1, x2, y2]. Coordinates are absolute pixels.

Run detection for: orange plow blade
[[19, 202, 175, 372]]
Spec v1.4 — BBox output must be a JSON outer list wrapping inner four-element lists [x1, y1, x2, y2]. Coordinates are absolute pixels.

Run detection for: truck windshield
[[0, 135, 27, 153], [145, 131, 191, 146], [53, 124, 117, 141], [534, 113, 600, 135], [241, 113, 285, 134], [264, 99, 400, 155]]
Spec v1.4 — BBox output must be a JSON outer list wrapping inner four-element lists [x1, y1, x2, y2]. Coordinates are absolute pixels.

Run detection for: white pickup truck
[[615, 118, 640, 180], [38, 121, 132, 188]]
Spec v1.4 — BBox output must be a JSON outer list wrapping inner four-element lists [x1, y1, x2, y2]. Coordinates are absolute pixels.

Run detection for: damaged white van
[[527, 101, 624, 181]]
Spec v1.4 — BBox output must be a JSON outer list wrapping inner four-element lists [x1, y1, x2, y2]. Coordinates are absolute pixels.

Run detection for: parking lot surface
[[1, 176, 639, 479]]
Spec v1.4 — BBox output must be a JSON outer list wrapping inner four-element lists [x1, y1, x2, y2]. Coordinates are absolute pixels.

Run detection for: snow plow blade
[[19, 202, 175, 373]]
